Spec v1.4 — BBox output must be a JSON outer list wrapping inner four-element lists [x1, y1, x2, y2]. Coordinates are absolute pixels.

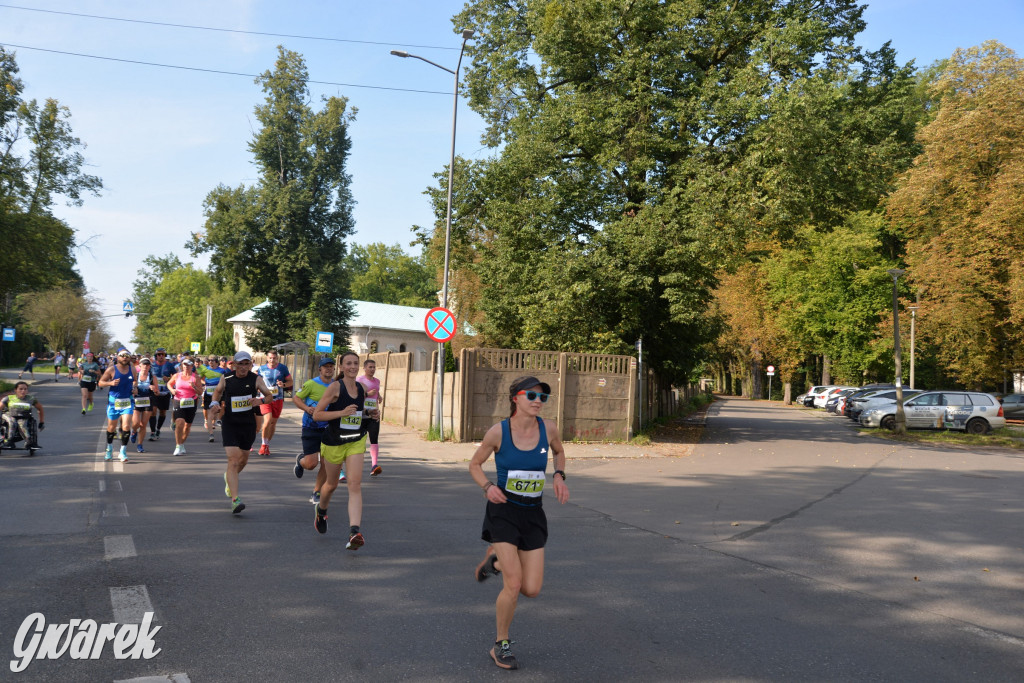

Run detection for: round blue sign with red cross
[[424, 307, 457, 343]]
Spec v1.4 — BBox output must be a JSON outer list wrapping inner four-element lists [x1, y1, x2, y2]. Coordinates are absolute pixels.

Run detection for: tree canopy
[[191, 47, 356, 350], [346, 243, 437, 308]]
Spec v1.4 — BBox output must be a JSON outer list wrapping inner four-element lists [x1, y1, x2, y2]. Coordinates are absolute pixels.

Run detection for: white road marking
[[114, 675, 191, 683], [104, 535, 137, 560], [109, 585, 156, 624], [99, 479, 106, 492], [103, 502, 129, 517]]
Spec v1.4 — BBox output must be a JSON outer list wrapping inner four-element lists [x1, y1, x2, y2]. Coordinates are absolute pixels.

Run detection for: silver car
[[860, 390, 1006, 434]]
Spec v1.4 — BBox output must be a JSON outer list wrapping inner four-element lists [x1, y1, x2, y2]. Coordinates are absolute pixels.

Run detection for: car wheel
[[966, 418, 989, 435], [880, 415, 896, 431]]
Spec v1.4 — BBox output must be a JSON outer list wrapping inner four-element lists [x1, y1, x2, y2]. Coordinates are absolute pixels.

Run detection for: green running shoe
[[231, 497, 245, 515]]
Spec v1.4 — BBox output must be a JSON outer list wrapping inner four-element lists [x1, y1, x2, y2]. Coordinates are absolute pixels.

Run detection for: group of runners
[[7, 345, 568, 671]]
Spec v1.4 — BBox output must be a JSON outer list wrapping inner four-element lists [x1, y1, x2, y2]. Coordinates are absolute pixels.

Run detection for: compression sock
[[369, 444, 379, 467], [120, 430, 131, 447], [149, 415, 157, 432], [349, 525, 360, 536], [106, 430, 116, 444], [157, 415, 167, 431]]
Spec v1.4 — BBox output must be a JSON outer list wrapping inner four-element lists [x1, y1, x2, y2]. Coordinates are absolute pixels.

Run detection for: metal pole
[[909, 308, 915, 390], [888, 270, 906, 434], [206, 305, 213, 341]]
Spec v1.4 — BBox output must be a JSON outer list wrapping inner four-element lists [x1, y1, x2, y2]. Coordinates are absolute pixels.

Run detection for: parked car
[[839, 384, 897, 417], [860, 390, 1005, 434], [826, 388, 858, 413], [803, 386, 837, 408], [847, 389, 917, 421], [852, 390, 922, 419], [1000, 393, 1024, 419], [815, 386, 855, 409]]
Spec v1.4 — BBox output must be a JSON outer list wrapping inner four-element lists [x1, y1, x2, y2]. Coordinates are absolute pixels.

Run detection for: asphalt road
[[2, 377, 1023, 682]]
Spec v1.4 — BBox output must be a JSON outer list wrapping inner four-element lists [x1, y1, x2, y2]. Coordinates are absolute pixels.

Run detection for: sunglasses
[[517, 390, 550, 403]]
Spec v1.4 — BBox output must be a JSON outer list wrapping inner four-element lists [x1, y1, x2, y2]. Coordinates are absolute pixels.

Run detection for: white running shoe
[[173, 445, 182, 456]]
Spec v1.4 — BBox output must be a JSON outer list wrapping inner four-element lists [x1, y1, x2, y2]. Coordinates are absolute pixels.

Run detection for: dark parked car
[[1001, 393, 1024, 419]]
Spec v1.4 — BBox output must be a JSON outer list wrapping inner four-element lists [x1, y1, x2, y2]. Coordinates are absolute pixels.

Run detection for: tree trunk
[[822, 354, 832, 385], [750, 359, 763, 399], [783, 381, 792, 405]]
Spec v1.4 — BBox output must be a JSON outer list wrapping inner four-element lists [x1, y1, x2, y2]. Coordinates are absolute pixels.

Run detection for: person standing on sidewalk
[[18, 352, 37, 380], [468, 376, 569, 671], [255, 349, 292, 456], [210, 351, 275, 514], [311, 351, 379, 549], [357, 358, 384, 476]]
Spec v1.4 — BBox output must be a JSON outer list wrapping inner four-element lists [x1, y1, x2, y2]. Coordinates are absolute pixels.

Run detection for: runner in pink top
[[167, 358, 204, 456], [356, 358, 383, 476]]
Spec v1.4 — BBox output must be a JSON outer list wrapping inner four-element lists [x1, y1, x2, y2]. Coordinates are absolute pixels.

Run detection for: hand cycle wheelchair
[[0, 413, 40, 456]]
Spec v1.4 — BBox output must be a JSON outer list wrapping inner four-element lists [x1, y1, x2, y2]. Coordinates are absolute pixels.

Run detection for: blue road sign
[[315, 331, 334, 353], [2, 327, 14, 342], [123, 301, 134, 313]]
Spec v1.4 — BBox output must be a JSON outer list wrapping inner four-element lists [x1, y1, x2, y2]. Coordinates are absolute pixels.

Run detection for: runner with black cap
[[149, 348, 175, 441], [468, 375, 569, 670], [209, 351, 275, 514]]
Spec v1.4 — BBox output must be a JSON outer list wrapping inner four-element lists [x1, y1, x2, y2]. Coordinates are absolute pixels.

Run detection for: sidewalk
[[274, 400, 691, 463]]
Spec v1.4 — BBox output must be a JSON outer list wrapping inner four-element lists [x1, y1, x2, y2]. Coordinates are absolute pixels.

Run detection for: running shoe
[[118, 447, 129, 463], [152, 430, 160, 441], [81, 409, 86, 415], [173, 445, 182, 456], [104, 444, 113, 461], [216, 419, 222, 427], [371, 465, 382, 476], [208, 434, 215, 442], [346, 532, 364, 550], [87, 403, 94, 412], [180, 445, 186, 455], [490, 640, 518, 670], [475, 546, 500, 582], [294, 453, 305, 479], [314, 505, 328, 534], [258, 444, 270, 457], [148, 433, 156, 442], [231, 497, 245, 514], [130, 431, 137, 444], [309, 491, 320, 505], [136, 444, 145, 453], [339, 472, 346, 483], [224, 473, 231, 498]]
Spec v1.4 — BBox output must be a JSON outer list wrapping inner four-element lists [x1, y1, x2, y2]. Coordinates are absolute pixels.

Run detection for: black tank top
[[321, 380, 366, 447], [221, 372, 260, 426]]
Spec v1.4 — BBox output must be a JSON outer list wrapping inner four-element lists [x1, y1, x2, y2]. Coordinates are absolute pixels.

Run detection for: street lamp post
[[908, 304, 917, 390], [391, 29, 474, 440], [887, 269, 906, 434]]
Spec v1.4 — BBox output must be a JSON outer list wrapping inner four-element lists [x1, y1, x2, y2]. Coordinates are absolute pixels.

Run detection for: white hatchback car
[[860, 390, 1006, 434]]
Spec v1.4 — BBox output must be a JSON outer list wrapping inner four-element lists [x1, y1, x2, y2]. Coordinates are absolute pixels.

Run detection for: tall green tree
[[191, 47, 356, 350], [19, 285, 110, 355], [346, 243, 436, 307], [0, 47, 98, 307], [431, 1, 916, 382]]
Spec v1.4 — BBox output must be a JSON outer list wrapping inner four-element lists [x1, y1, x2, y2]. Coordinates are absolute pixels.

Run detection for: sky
[[2, 0, 1022, 349]]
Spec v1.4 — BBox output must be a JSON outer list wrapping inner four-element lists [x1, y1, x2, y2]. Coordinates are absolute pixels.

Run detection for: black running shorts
[[152, 393, 171, 411], [221, 421, 257, 451], [481, 501, 548, 551], [79, 381, 96, 392], [172, 401, 198, 424], [301, 428, 327, 456], [203, 392, 213, 410]]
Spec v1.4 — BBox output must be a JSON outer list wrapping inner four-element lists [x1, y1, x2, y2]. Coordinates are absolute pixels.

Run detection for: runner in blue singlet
[[98, 349, 137, 463], [469, 375, 569, 671]]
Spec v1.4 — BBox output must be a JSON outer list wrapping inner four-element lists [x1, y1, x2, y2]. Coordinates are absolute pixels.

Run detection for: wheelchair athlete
[[1, 381, 45, 451]]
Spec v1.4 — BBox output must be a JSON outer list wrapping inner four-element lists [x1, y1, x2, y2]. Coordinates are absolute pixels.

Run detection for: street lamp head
[[390, 50, 410, 58], [461, 29, 475, 40], [887, 268, 905, 278]]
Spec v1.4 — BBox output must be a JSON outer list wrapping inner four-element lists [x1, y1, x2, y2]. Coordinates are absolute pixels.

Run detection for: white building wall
[[232, 323, 433, 371]]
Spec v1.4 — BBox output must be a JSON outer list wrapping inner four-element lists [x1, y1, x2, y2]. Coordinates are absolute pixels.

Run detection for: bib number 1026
[[505, 470, 544, 498]]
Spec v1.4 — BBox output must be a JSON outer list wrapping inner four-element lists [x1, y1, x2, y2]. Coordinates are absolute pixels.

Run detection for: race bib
[[156, 377, 167, 387], [339, 411, 363, 429], [178, 397, 195, 409], [113, 398, 132, 411], [134, 396, 151, 408], [364, 398, 378, 411], [206, 385, 217, 394], [230, 396, 252, 413], [505, 470, 545, 497]]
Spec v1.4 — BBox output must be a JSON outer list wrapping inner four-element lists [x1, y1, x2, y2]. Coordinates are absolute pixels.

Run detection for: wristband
[[483, 481, 494, 493], [554, 470, 566, 481], [209, 401, 220, 408]]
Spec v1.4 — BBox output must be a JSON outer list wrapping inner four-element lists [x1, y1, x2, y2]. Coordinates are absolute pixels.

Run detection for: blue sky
[[2, 1, 1021, 348]]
